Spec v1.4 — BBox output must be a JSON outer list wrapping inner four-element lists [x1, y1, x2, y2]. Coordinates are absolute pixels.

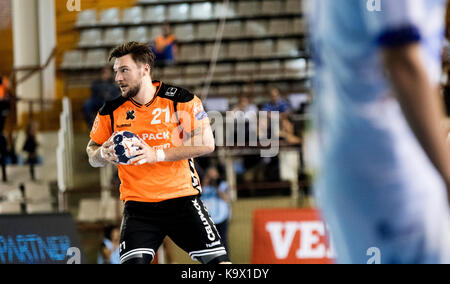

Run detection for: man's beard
[[122, 83, 141, 99]]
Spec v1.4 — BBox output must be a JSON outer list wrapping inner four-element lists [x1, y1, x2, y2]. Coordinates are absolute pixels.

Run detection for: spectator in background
[[0, 76, 9, 101], [151, 23, 177, 67], [261, 87, 292, 115], [231, 96, 260, 181], [23, 121, 39, 181], [83, 66, 120, 128], [232, 96, 259, 145], [232, 96, 258, 117], [200, 166, 232, 252], [0, 76, 10, 182], [0, 133, 7, 182], [98, 225, 121, 264], [279, 115, 302, 146]]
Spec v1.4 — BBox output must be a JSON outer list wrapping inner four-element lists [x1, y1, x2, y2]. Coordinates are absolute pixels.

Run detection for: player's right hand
[[100, 140, 118, 164]]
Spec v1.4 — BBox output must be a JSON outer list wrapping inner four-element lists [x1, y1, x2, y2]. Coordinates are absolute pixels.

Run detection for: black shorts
[[119, 195, 230, 264]]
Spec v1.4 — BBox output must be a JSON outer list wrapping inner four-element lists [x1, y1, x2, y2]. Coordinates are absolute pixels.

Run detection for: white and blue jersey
[[308, 0, 450, 263]]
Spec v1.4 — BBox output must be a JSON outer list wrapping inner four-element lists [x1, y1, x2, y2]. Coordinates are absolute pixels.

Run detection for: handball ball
[[110, 131, 142, 165]]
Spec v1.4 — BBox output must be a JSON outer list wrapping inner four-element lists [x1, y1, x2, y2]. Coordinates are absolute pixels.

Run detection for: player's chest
[[114, 101, 179, 137]]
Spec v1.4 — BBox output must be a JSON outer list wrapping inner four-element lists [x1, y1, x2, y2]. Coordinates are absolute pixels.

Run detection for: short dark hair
[[109, 41, 155, 68]]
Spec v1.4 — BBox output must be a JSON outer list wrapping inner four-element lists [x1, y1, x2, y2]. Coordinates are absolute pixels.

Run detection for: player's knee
[[202, 254, 230, 265], [121, 254, 154, 264]]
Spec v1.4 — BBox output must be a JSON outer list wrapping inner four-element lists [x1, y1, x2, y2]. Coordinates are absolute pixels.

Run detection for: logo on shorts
[[119, 241, 126, 253], [192, 199, 216, 242]]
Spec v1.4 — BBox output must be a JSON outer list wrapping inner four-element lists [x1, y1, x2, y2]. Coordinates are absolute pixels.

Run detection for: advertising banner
[[252, 209, 335, 264], [0, 213, 84, 264]]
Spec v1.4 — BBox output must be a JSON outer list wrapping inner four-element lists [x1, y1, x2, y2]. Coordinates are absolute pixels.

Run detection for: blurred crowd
[[0, 75, 42, 183]]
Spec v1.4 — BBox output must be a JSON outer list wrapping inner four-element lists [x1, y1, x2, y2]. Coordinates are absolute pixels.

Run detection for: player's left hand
[[128, 140, 157, 166]]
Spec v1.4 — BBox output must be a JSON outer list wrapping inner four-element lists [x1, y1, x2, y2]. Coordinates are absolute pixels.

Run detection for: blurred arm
[[382, 43, 450, 187]]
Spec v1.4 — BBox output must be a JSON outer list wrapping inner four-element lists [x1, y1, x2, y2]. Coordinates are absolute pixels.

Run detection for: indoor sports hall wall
[[0, 0, 13, 76]]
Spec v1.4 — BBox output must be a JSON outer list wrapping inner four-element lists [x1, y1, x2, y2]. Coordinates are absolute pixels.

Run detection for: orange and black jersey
[[90, 81, 210, 203]]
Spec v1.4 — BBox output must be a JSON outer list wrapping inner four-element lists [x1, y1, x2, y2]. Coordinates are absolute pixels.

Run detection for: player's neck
[[133, 80, 157, 105]]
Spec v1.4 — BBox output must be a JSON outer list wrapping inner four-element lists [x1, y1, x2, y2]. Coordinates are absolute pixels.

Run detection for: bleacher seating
[[268, 19, 291, 36], [78, 198, 101, 222], [127, 26, 149, 42], [103, 27, 126, 45], [0, 202, 21, 214], [162, 65, 183, 84], [245, 20, 267, 37], [99, 8, 121, 26], [223, 21, 242, 39], [24, 182, 53, 214], [235, 62, 258, 81], [61, 50, 84, 69], [149, 25, 163, 41], [286, 0, 303, 13], [259, 60, 282, 80], [204, 43, 227, 61], [252, 40, 273, 58], [61, 0, 310, 98], [185, 65, 207, 85], [78, 29, 102, 47], [197, 22, 217, 40], [168, 4, 190, 22], [174, 24, 195, 41], [214, 2, 237, 18], [285, 58, 308, 79], [237, 1, 260, 17], [83, 49, 108, 68], [0, 180, 54, 214], [276, 39, 300, 57], [0, 184, 22, 215], [75, 9, 97, 27], [144, 5, 166, 23], [77, 197, 120, 222], [191, 2, 213, 20], [213, 63, 234, 83], [293, 18, 305, 34], [122, 6, 143, 24], [261, 0, 283, 15], [228, 42, 249, 59]]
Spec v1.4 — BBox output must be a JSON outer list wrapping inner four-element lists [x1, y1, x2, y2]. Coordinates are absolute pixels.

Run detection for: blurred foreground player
[[309, 0, 450, 263], [86, 42, 230, 264]]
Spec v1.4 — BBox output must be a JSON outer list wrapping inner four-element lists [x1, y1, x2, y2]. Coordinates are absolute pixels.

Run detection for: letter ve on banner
[[251, 209, 335, 264]]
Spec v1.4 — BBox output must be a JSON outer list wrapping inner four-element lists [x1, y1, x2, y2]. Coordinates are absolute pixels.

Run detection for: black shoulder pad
[[158, 82, 195, 103], [99, 95, 128, 116]]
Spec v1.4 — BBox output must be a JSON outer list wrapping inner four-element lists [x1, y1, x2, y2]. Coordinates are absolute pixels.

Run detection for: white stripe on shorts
[[120, 248, 155, 264], [189, 247, 227, 260]]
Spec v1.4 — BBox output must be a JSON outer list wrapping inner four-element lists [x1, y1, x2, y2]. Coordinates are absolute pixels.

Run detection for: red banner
[[251, 209, 335, 264]]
